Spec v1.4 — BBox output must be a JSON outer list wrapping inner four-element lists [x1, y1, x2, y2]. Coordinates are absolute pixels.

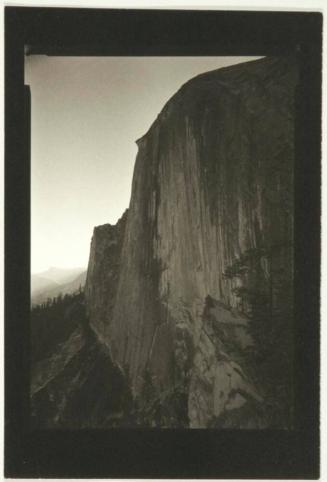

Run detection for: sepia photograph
[[4, 6, 321, 479], [27, 55, 296, 430]]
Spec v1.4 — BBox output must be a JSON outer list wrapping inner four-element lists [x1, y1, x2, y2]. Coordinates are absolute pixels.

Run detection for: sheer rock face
[[85, 210, 128, 346], [85, 57, 297, 427]]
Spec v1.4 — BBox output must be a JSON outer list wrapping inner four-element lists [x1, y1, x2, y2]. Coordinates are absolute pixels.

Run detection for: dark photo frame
[[5, 7, 321, 479]]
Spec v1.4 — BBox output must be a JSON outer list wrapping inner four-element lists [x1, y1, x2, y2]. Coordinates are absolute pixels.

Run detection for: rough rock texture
[[84, 56, 297, 428], [188, 297, 265, 428], [85, 210, 128, 345], [31, 325, 132, 429]]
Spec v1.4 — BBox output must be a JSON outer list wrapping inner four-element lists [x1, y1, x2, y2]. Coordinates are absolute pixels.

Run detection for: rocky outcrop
[[30, 325, 133, 429], [85, 210, 128, 346], [188, 296, 265, 428], [30, 211, 133, 429], [84, 57, 297, 428]]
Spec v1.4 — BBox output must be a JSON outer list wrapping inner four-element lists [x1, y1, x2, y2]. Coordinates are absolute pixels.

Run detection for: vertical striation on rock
[[84, 56, 297, 428], [85, 209, 128, 346]]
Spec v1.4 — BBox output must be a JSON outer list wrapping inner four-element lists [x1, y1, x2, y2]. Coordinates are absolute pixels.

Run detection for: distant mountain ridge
[[33, 266, 85, 286], [32, 267, 87, 305]]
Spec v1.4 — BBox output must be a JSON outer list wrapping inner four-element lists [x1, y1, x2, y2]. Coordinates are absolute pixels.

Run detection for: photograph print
[[28, 54, 297, 430]]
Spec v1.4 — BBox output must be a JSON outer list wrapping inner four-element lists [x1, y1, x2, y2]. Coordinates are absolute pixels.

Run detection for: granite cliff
[[31, 57, 296, 428], [84, 56, 297, 428]]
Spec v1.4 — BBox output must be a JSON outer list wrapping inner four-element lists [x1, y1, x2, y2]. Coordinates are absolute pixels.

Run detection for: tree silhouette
[[223, 244, 293, 428]]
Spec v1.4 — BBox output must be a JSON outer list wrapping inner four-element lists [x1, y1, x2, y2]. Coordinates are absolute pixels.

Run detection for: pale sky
[[25, 56, 261, 274]]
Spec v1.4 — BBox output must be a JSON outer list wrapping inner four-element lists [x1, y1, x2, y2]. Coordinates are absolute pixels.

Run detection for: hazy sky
[[25, 56, 261, 274]]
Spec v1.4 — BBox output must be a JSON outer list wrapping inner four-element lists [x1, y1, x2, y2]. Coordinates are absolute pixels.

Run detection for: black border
[[5, 7, 322, 479]]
